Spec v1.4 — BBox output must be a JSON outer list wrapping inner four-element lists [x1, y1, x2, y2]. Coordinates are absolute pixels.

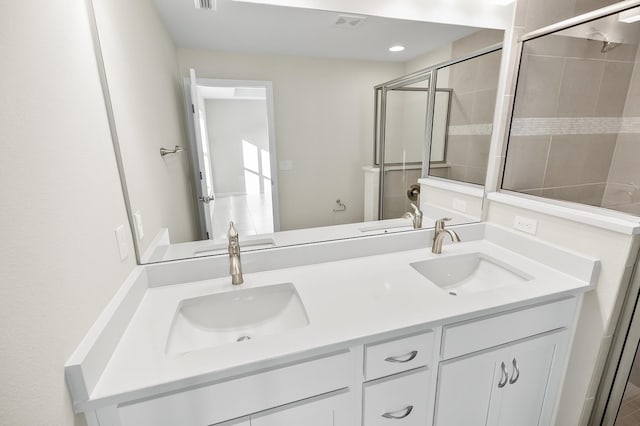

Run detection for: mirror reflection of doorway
[[185, 75, 280, 241]]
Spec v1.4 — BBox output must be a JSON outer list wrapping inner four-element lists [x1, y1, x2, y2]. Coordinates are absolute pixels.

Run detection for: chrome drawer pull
[[498, 361, 508, 388], [384, 350, 418, 363], [509, 358, 520, 384], [382, 405, 414, 419]]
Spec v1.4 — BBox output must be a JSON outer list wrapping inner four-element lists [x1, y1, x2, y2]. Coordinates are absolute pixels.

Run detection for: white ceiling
[[152, 0, 483, 62]]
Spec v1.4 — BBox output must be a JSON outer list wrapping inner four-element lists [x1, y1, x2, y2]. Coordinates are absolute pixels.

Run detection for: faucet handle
[[410, 203, 422, 216], [435, 217, 452, 233], [228, 221, 239, 243]]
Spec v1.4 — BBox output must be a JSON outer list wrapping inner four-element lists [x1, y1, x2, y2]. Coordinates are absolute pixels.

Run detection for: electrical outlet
[[513, 215, 538, 235], [114, 225, 130, 261], [452, 198, 467, 213], [133, 210, 144, 241]]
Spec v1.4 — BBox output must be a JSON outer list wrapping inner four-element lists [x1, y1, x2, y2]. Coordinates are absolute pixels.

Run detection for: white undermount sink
[[410, 252, 533, 296], [165, 282, 309, 355]]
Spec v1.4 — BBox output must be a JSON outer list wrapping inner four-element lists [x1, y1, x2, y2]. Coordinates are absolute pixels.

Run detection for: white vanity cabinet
[[251, 390, 351, 426], [433, 298, 577, 426]]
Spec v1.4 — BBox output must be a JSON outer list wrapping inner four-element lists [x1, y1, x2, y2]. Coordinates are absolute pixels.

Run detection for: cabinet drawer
[[441, 297, 576, 359], [363, 368, 430, 426], [365, 331, 434, 380], [117, 350, 351, 426]]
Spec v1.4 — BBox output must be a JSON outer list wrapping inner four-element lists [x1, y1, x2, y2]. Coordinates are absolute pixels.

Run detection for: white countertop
[[86, 236, 595, 407]]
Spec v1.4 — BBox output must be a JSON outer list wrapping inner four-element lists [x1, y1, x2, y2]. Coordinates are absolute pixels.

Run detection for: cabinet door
[[434, 348, 505, 426], [489, 329, 568, 426], [250, 391, 351, 426]]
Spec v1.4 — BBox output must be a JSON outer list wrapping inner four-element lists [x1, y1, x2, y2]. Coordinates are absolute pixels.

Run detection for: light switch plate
[[114, 225, 130, 261], [133, 210, 144, 241], [279, 160, 293, 171], [513, 215, 538, 235]]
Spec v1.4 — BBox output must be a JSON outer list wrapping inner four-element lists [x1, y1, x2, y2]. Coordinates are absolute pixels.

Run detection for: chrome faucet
[[432, 217, 461, 254], [228, 221, 244, 285], [402, 203, 423, 229]]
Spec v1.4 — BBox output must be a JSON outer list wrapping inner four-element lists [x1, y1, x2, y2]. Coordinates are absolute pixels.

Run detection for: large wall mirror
[[90, 0, 506, 263]]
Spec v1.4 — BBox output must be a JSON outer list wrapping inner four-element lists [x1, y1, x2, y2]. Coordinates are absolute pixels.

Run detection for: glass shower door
[[378, 73, 432, 220]]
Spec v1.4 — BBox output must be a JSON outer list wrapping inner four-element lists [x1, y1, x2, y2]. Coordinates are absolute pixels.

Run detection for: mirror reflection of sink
[[410, 253, 533, 296], [166, 282, 309, 355]]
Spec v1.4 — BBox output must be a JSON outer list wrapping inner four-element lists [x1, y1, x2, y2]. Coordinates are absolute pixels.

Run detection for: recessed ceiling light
[[389, 45, 405, 52]]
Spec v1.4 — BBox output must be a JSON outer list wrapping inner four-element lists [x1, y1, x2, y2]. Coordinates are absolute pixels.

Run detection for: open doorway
[[185, 74, 280, 241]]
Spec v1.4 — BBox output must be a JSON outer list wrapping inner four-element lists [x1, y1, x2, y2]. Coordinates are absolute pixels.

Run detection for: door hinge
[[199, 171, 203, 180], [191, 104, 195, 114], [206, 232, 210, 239], [199, 195, 214, 203]]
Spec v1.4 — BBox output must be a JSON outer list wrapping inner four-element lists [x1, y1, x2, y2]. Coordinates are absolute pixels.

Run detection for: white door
[[189, 68, 215, 239], [490, 330, 568, 426], [435, 347, 503, 425], [250, 391, 351, 426]]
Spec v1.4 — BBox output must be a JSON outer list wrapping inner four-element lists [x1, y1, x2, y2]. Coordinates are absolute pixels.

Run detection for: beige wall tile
[[541, 183, 607, 207], [513, 54, 564, 118], [451, 29, 504, 58], [526, 34, 567, 57], [596, 61, 634, 117], [608, 133, 640, 184], [502, 135, 551, 190], [573, 0, 617, 15], [446, 135, 470, 164], [464, 166, 487, 185], [556, 58, 605, 117], [449, 92, 474, 125], [525, 0, 575, 33], [544, 134, 616, 187], [605, 42, 639, 62], [467, 135, 491, 169], [623, 61, 640, 117], [472, 89, 498, 123]]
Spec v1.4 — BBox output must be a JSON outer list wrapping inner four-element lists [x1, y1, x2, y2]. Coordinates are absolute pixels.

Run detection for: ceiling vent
[[194, 0, 216, 11], [331, 14, 367, 29]]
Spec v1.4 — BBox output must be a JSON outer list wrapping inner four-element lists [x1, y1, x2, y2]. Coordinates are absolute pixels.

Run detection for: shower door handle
[[199, 195, 214, 203]]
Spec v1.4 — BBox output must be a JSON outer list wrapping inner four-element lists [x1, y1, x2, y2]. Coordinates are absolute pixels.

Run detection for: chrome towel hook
[[160, 145, 184, 157], [333, 199, 347, 212]]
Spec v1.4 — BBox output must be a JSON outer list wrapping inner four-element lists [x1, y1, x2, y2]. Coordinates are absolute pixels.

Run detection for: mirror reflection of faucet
[[228, 221, 244, 285], [402, 203, 423, 229]]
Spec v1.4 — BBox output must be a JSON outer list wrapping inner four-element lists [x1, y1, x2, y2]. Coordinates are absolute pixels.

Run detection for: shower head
[[586, 30, 623, 53], [601, 40, 621, 53]]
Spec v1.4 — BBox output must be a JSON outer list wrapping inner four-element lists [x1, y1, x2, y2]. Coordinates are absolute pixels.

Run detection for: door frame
[[183, 77, 281, 237]]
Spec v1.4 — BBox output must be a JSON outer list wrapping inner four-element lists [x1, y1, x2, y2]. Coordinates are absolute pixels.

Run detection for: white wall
[[205, 99, 270, 195], [92, 0, 198, 253], [179, 49, 404, 230], [0, 0, 136, 425]]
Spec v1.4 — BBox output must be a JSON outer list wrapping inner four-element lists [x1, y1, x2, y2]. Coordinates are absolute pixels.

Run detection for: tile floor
[[616, 382, 640, 425], [210, 193, 274, 240]]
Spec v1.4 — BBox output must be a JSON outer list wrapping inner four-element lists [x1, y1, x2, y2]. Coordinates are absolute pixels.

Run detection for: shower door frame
[[375, 70, 433, 220]]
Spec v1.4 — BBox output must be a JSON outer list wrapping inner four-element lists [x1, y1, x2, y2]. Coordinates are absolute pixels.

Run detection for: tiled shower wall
[[603, 43, 640, 215], [429, 30, 504, 185], [502, 26, 640, 213]]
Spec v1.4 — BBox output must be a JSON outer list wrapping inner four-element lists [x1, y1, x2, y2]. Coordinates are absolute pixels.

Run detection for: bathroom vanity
[[66, 223, 598, 426]]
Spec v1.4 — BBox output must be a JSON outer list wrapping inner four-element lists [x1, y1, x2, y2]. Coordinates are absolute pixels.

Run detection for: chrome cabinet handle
[[509, 358, 520, 384], [384, 350, 418, 363], [498, 362, 508, 388], [382, 405, 414, 419]]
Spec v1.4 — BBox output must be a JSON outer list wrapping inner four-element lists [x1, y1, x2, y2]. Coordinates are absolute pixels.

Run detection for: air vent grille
[[331, 14, 367, 29], [194, 0, 216, 10]]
